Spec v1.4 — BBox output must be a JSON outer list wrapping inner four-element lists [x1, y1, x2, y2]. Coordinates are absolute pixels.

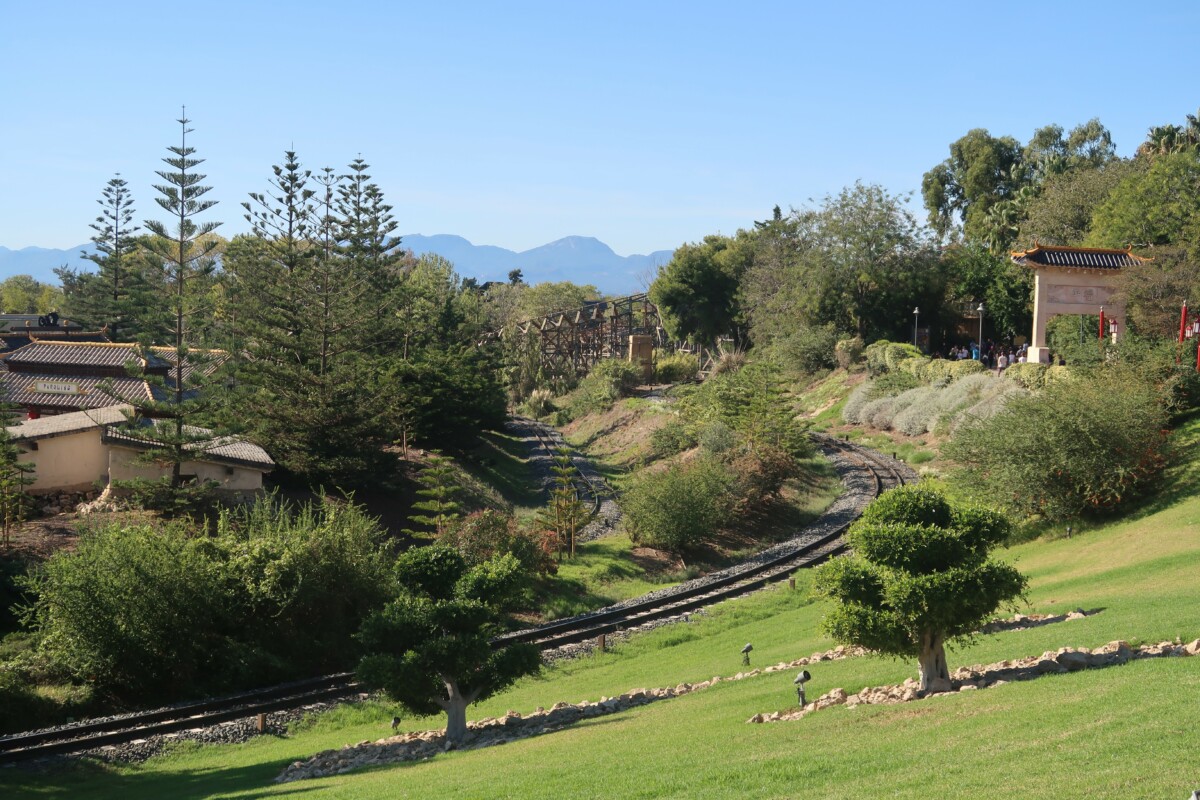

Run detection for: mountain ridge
[[0, 235, 675, 296]]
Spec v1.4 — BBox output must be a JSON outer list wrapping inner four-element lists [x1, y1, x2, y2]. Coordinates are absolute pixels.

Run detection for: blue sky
[[2, 1, 1199, 257]]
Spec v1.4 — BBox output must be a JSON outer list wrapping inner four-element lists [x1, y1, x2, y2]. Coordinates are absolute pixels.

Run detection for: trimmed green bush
[[884, 343, 923, 372], [947, 359, 985, 379], [1004, 361, 1048, 389]]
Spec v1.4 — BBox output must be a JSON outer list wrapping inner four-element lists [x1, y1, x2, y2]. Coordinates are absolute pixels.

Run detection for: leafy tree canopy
[[650, 233, 751, 347], [813, 486, 1026, 692], [356, 545, 540, 745]]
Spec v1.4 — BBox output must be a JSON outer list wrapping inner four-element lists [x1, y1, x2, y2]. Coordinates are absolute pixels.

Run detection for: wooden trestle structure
[[480, 293, 668, 377]]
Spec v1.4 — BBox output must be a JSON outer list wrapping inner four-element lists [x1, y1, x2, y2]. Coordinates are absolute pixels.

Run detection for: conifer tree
[[120, 112, 223, 488], [56, 176, 154, 339], [536, 449, 588, 559], [405, 451, 462, 538], [0, 410, 34, 550], [225, 156, 401, 486]]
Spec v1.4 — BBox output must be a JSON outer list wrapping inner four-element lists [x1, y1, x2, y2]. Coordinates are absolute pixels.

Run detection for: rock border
[[748, 638, 1200, 724]]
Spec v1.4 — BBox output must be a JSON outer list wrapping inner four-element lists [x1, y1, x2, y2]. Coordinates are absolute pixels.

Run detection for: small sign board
[[35, 380, 82, 395]]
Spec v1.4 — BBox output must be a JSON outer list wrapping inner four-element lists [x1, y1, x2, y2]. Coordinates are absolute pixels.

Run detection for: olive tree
[[813, 486, 1026, 692], [356, 546, 541, 745]]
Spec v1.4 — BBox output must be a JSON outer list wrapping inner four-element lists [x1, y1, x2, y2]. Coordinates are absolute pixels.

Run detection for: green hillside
[[6, 419, 1198, 799]]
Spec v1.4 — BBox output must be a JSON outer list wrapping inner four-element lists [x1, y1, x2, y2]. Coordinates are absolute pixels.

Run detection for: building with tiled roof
[[1011, 243, 1142, 364], [7, 405, 272, 496], [0, 340, 228, 418]]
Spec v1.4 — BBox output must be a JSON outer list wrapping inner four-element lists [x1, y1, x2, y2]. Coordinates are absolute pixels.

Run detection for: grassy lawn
[[9, 463, 1200, 799], [530, 534, 689, 620]]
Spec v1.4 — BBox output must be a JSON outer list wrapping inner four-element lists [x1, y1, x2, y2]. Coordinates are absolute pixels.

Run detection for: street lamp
[[913, 307, 920, 348], [976, 303, 985, 360]]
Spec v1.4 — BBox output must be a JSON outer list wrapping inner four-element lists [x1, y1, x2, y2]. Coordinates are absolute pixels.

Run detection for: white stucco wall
[[108, 447, 263, 491], [21, 429, 110, 493]]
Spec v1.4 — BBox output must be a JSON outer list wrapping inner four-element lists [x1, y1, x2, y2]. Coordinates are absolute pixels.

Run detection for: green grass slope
[[7, 429, 1200, 799]]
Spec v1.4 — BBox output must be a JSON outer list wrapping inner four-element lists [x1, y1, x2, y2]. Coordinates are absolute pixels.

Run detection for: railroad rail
[[0, 433, 909, 763], [0, 673, 362, 763]]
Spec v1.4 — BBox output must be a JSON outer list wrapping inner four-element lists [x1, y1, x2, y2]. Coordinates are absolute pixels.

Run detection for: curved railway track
[[516, 414, 606, 521], [0, 432, 911, 764]]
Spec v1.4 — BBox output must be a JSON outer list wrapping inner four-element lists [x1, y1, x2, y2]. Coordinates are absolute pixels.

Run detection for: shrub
[[863, 340, 892, 376], [654, 351, 699, 383], [622, 456, 735, 553], [873, 370, 922, 395], [834, 336, 864, 369], [892, 387, 938, 436], [924, 359, 953, 383], [898, 357, 929, 379], [955, 386, 1028, 430], [710, 348, 747, 376], [728, 444, 799, 506], [841, 383, 875, 424], [442, 509, 556, 580], [857, 397, 890, 428], [947, 359, 985, 379], [564, 359, 641, 419], [699, 420, 736, 455], [521, 388, 555, 418], [946, 369, 1170, 520], [1004, 362, 1048, 389], [779, 324, 840, 374], [1045, 364, 1073, 385], [884, 343, 923, 372], [650, 419, 698, 458], [29, 497, 394, 703]]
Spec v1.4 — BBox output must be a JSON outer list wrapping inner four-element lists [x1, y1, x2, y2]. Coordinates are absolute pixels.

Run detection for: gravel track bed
[[507, 416, 620, 542]]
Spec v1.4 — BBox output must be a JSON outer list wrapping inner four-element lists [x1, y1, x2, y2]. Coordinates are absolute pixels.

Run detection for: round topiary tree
[[356, 546, 541, 745], [813, 486, 1026, 692]]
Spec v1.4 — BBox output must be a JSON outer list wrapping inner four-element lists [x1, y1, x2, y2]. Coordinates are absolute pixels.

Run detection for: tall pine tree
[[56, 176, 156, 339], [120, 112, 223, 488], [225, 155, 401, 486]]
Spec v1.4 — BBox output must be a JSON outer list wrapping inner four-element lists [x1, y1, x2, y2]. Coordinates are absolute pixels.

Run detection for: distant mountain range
[[0, 235, 675, 296]]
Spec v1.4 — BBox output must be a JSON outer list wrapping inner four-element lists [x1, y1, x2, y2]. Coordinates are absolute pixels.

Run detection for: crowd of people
[[934, 340, 1031, 373]]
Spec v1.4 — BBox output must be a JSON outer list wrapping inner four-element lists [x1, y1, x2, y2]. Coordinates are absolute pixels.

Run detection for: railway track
[[516, 414, 607, 521], [495, 432, 912, 651], [0, 433, 910, 764]]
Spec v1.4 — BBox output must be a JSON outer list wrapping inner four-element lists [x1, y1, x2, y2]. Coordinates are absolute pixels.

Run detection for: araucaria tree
[[130, 112, 222, 487], [356, 546, 541, 746], [813, 486, 1026, 692], [56, 175, 149, 340], [225, 154, 402, 486]]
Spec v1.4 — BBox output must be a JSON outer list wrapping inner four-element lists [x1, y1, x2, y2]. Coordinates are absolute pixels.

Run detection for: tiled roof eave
[[101, 428, 274, 471]]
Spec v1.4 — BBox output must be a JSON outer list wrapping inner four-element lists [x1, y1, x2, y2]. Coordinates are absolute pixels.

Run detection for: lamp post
[[976, 303, 985, 360], [913, 307, 920, 348]]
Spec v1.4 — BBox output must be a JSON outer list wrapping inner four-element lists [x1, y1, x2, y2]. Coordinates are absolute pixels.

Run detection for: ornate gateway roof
[[1011, 243, 1150, 271]]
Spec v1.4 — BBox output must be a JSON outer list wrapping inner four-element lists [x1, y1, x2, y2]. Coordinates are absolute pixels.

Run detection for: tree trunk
[[439, 678, 479, 747], [917, 630, 949, 692]]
